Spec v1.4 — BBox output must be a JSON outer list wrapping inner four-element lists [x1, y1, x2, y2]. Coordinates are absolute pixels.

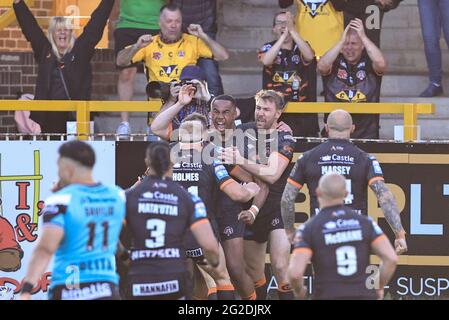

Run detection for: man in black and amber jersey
[[287, 172, 398, 300], [281, 109, 408, 255]]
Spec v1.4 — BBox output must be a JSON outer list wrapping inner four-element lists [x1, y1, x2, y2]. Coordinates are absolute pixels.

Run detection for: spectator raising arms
[[318, 19, 388, 139], [13, 0, 115, 135], [116, 4, 228, 83], [171, 0, 224, 97], [258, 11, 318, 138]]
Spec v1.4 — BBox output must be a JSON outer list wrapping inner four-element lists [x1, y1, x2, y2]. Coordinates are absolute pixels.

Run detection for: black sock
[[277, 290, 294, 300], [255, 283, 268, 300], [207, 292, 218, 300], [217, 289, 236, 300]]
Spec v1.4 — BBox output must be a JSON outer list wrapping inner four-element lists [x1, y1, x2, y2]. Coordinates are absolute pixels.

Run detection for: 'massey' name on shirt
[[321, 166, 351, 175]]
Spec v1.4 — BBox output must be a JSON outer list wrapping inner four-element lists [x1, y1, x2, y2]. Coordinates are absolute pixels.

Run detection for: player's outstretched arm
[[369, 180, 408, 254]]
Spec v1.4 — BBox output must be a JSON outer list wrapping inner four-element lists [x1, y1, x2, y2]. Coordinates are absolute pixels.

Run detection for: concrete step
[[382, 3, 421, 28], [384, 49, 449, 73], [381, 74, 449, 97], [221, 0, 279, 28]]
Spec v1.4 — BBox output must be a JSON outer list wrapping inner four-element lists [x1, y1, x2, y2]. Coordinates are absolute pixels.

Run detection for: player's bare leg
[[197, 243, 236, 299], [222, 238, 256, 300], [244, 240, 268, 300], [269, 229, 293, 300]]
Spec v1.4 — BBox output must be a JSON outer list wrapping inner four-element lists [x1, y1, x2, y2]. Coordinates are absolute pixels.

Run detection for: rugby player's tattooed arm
[[281, 180, 301, 241], [369, 180, 405, 236]]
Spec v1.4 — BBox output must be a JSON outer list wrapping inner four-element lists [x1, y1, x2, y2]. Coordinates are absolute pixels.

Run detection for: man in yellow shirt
[[116, 3, 228, 83], [279, 0, 344, 58]]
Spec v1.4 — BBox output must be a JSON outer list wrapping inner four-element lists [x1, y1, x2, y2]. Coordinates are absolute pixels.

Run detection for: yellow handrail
[[0, 100, 435, 141]]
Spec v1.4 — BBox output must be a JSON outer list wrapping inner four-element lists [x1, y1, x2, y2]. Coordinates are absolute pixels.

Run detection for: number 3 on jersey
[[146, 219, 166, 249]]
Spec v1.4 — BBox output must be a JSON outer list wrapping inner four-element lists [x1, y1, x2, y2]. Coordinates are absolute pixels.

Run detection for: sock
[[254, 277, 267, 300], [277, 283, 294, 300], [217, 285, 236, 300], [242, 291, 257, 300], [207, 287, 217, 300]]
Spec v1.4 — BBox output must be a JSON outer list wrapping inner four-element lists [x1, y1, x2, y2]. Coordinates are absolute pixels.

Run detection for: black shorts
[[48, 281, 120, 300], [244, 202, 284, 243], [216, 203, 245, 241], [126, 273, 189, 300], [184, 218, 220, 264], [114, 27, 159, 69]]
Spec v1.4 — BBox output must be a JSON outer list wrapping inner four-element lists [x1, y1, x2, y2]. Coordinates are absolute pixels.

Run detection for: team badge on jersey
[[153, 52, 162, 60], [161, 65, 178, 77], [356, 70, 366, 81], [302, 0, 329, 18], [291, 55, 300, 64]]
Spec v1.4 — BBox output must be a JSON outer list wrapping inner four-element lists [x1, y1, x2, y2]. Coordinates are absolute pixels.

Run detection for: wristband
[[250, 205, 259, 214], [21, 282, 34, 294]]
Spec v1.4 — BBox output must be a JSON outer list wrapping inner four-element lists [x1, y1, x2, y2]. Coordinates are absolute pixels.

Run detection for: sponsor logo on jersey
[[261, 44, 273, 53], [302, 0, 329, 18], [324, 221, 337, 230], [194, 201, 207, 219], [223, 226, 234, 237], [336, 90, 367, 103], [371, 221, 383, 236], [319, 154, 355, 165], [153, 52, 162, 60], [271, 218, 280, 227], [141, 191, 178, 204], [337, 68, 348, 80], [291, 54, 300, 64], [372, 160, 383, 174], [61, 283, 112, 300], [214, 164, 229, 180], [178, 50, 185, 57], [331, 145, 344, 151], [132, 280, 179, 297]]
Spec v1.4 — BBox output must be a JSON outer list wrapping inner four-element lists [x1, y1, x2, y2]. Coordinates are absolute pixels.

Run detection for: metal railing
[[0, 100, 435, 141]]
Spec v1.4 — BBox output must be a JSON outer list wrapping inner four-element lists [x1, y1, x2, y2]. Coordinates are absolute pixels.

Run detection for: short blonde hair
[[47, 17, 75, 60]]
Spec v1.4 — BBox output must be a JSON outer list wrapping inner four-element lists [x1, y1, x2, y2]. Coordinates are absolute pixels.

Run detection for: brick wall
[[0, 49, 119, 134], [0, 0, 54, 52], [0, 1, 120, 133]]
